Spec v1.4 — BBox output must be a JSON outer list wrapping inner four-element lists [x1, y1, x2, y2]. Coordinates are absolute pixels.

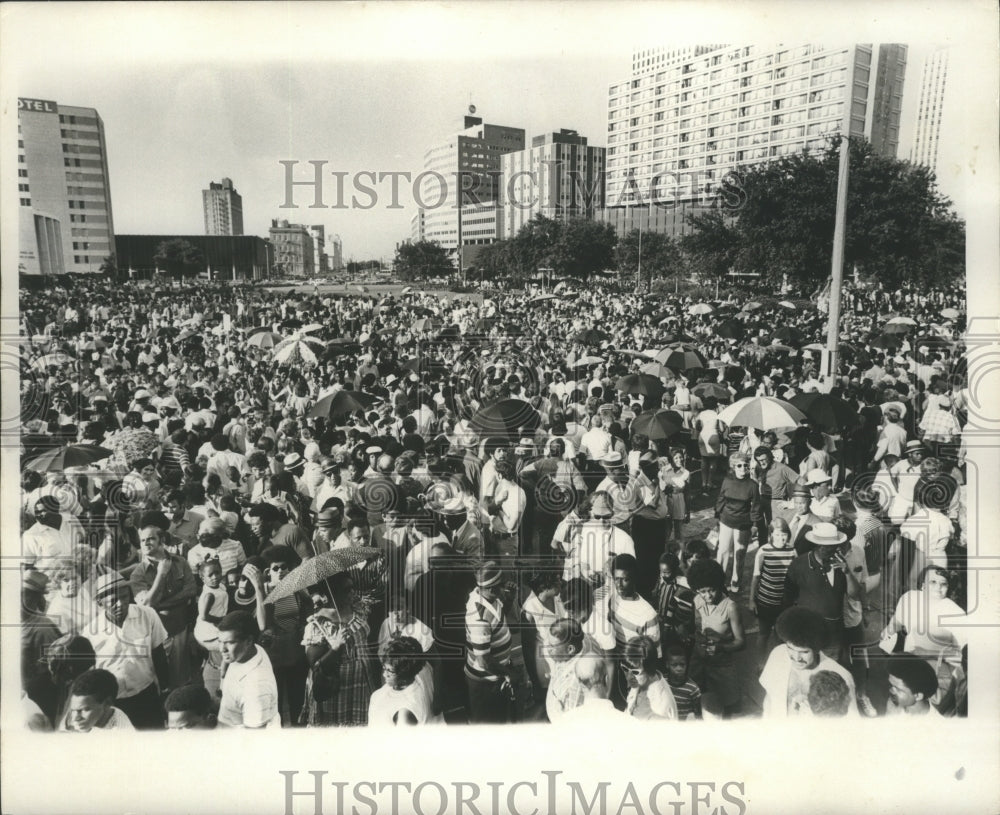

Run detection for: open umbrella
[[615, 373, 665, 398], [308, 389, 378, 419], [401, 286, 414, 294], [570, 355, 605, 368], [939, 307, 960, 320], [437, 324, 461, 339], [279, 318, 304, 330], [777, 300, 797, 310], [411, 318, 440, 333], [790, 393, 860, 433], [868, 335, 901, 350], [639, 361, 674, 379], [654, 346, 707, 372], [324, 340, 362, 356], [245, 331, 283, 349], [716, 320, 743, 341], [773, 326, 804, 346], [882, 324, 913, 336], [469, 399, 541, 438], [742, 301, 764, 312], [266, 547, 381, 603], [572, 328, 611, 345], [273, 338, 318, 366], [691, 382, 732, 402], [886, 316, 918, 327], [688, 303, 714, 316], [300, 323, 325, 334], [26, 444, 113, 472], [529, 294, 557, 304], [767, 343, 795, 354], [717, 396, 806, 431], [616, 349, 655, 360], [630, 409, 684, 441]]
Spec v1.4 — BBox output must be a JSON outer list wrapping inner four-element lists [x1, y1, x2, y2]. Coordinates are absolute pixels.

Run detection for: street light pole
[[823, 135, 850, 380]]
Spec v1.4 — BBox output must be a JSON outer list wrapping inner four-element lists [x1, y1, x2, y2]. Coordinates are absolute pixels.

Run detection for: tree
[[392, 240, 453, 281], [98, 253, 118, 278], [153, 239, 204, 278], [615, 229, 684, 291], [682, 136, 966, 290], [549, 218, 616, 279]]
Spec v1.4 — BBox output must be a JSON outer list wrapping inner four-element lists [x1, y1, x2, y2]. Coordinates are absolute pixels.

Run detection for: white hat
[[804, 522, 847, 546], [601, 451, 625, 469], [805, 468, 832, 486]]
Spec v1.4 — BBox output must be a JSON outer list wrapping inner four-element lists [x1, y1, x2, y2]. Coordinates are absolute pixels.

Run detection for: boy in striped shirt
[[664, 643, 702, 720]]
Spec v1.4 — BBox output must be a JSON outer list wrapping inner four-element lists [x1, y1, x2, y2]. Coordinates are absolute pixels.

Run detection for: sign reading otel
[[18, 98, 58, 113]]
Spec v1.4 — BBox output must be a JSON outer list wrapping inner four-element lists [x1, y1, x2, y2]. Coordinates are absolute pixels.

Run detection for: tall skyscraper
[[910, 48, 950, 172], [329, 234, 343, 271], [203, 178, 244, 236], [307, 225, 327, 274], [17, 97, 116, 274], [412, 112, 525, 258], [602, 44, 907, 236], [269, 219, 314, 277], [500, 129, 606, 239]]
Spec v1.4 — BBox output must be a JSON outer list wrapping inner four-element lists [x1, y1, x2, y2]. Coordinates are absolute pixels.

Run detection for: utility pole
[[823, 135, 850, 380]]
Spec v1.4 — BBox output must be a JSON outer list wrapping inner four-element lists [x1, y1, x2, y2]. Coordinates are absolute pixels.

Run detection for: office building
[[307, 224, 327, 273], [412, 113, 525, 260], [203, 177, 244, 236], [500, 129, 606, 239], [17, 97, 115, 274], [268, 219, 314, 277], [329, 234, 343, 271], [115, 234, 273, 280], [603, 44, 907, 236], [910, 48, 950, 172]]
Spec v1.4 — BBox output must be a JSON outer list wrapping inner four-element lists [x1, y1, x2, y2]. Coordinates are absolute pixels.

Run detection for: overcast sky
[[2, 2, 989, 261]]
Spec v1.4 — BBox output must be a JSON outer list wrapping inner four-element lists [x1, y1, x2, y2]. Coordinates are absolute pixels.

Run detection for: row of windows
[[66, 186, 106, 197], [64, 158, 104, 168], [62, 143, 103, 155], [70, 214, 108, 223], [60, 129, 99, 140], [71, 227, 109, 237], [66, 171, 105, 183], [59, 114, 98, 125]]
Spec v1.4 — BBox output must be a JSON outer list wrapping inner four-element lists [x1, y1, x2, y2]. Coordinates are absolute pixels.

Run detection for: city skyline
[[1, 5, 976, 262]]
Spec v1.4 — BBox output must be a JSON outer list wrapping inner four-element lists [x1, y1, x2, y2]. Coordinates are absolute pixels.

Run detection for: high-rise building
[[500, 129, 606, 239], [17, 97, 115, 274], [203, 177, 244, 236], [603, 44, 906, 236], [329, 234, 343, 271], [268, 219, 314, 277], [412, 113, 525, 260], [910, 48, 950, 172], [307, 225, 327, 274]]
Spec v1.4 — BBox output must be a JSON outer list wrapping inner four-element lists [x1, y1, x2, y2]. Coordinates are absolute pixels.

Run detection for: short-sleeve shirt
[[626, 674, 678, 719], [218, 645, 281, 729], [464, 590, 512, 678], [87, 604, 168, 698]]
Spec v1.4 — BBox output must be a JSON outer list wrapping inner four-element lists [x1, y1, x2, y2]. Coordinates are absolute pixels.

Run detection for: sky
[[1, 2, 990, 261]]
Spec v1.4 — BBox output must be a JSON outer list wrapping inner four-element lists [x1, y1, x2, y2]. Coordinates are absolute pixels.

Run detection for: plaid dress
[[299, 607, 379, 727]]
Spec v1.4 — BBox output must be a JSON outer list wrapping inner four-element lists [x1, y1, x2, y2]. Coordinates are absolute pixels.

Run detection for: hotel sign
[[18, 98, 57, 113]]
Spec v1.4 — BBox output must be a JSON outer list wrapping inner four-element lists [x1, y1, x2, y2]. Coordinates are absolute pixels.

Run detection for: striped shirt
[[652, 580, 695, 637], [753, 545, 796, 608], [666, 678, 702, 720], [608, 594, 660, 654], [464, 590, 512, 678]]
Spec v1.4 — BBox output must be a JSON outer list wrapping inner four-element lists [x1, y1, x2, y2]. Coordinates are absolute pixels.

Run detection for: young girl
[[661, 446, 690, 542], [194, 557, 230, 695], [749, 518, 795, 660], [688, 558, 745, 718]]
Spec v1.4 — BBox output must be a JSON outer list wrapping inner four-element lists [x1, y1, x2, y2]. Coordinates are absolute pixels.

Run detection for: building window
[[21, 198, 32, 206], [18, 168, 28, 178]]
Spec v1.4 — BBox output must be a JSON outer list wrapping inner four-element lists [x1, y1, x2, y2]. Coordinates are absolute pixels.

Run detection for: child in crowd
[[664, 643, 702, 720], [165, 685, 218, 730], [59, 669, 134, 732], [661, 447, 690, 543], [194, 556, 229, 653], [749, 518, 795, 661], [807, 670, 853, 717]]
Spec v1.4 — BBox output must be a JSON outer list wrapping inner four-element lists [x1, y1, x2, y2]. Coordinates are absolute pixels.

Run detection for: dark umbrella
[[470, 398, 541, 439], [437, 324, 461, 339], [26, 444, 113, 473], [630, 409, 684, 441], [868, 335, 901, 350], [280, 318, 304, 330], [716, 320, 743, 341], [572, 328, 612, 345], [790, 393, 860, 433], [882, 323, 913, 336], [308, 389, 378, 419], [723, 365, 747, 385], [691, 382, 732, 402], [773, 326, 804, 346], [615, 374, 665, 399], [655, 346, 707, 372], [265, 547, 381, 603], [324, 341, 362, 356], [246, 325, 276, 338]]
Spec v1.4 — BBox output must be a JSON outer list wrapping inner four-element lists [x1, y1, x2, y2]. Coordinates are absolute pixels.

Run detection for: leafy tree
[[550, 218, 617, 280], [98, 253, 118, 278], [682, 136, 965, 289], [393, 240, 453, 281], [153, 239, 204, 278], [616, 229, 684, 291]]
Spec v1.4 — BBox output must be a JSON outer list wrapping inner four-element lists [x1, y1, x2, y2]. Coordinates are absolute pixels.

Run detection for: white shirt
[[758, 644, 857, 718], [562, 522, 636, 582], [218, 645, 281, 729], [579, 427, 612, 461], [21, 518, 81, 571], [87, 604, 168, 698]]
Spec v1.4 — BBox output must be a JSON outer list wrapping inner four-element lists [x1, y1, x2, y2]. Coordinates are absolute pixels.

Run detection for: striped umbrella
[[717, 396, 806, 431], [245, 331, 283, 349]]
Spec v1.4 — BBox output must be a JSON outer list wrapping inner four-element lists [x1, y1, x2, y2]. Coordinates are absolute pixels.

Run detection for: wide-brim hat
[[601, 451, 625, 469], [283, 452, 305, 470], [93, 571, 128, 598], [804, 522, 847, 546], [476, 561, 503, 588], [805, 468, 832, 486], [904, 440, 926, 454]]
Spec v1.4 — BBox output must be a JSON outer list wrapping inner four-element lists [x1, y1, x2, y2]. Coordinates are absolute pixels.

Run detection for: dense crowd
[[17, 274, 970, 731]]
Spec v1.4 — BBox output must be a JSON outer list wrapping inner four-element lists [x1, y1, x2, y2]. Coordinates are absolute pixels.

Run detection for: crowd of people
[[17, 273, 971, 730]]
